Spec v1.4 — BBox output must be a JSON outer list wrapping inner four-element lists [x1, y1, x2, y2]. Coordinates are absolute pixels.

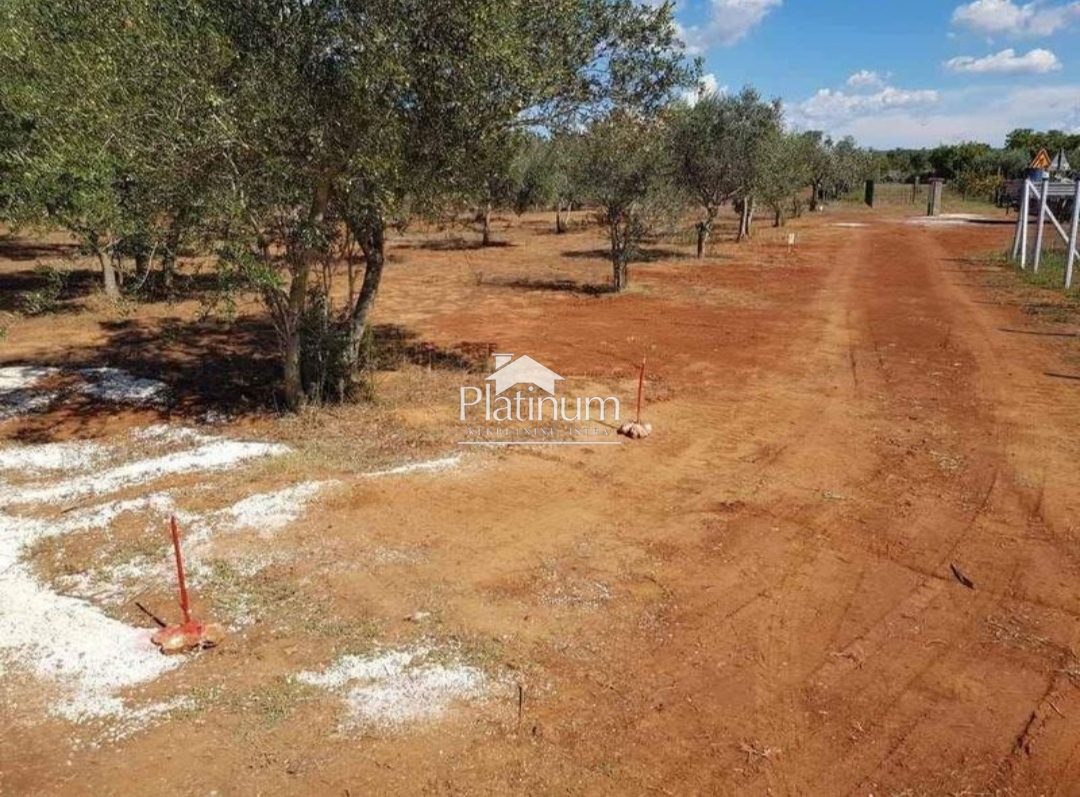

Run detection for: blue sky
[[670, 0, 1080, 148]]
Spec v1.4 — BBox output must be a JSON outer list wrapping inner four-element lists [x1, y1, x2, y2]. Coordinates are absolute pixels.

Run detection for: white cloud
[[793, 86, 940, 125], [683, 73, 727, 105], [945, 47, 1062, 73], [846, 70, 886, 90], [682, 0, 782, 52], [789, 84, 1080, 148], [951, 0, 1080, 37]]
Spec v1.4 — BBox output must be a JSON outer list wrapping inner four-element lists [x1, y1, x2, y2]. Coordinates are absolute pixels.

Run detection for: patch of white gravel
[[76, 367, 168, 405], [89, 696, 195, 746], [0, 422, 307, 729], [0, 365, 59, 391], [0, 439, 287, 506], [367, 547, 427, 567], [0, 390, 59, 420], [222, 481, 332, 535], [131, 424, 215, 446], [55, 557, 165, 605], [66, 492, 179, 536], [904, 213, 1000, 226], [365, 454, 462, 478], [0, 440, 110, 473], [296, 646, 490, 729], [829, 222, 868, 228], [0, 511, 181, 722]]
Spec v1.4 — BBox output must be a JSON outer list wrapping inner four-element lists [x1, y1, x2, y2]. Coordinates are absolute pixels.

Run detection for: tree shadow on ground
[[561, 247, 693, 263], [941, 257, 1007, 265], [0, 260, 227, 314], [2, 317, 498, 436], [395, 237, 516, 252], [484, 277, 614, 296], [0, 267, 103, 314], [367, 324, 495, 373], [0, 238, 80, 262], [998, 326, 1079, 338], [43, 315, 282, 421], [519, 219, 586, 236]]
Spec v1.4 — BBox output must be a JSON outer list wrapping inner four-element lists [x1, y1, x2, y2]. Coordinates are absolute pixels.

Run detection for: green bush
[[20, 263, 69, 315]]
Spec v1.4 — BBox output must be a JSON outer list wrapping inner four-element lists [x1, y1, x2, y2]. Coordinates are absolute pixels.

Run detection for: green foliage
[[876, 139, 1056, 186], [572, 112, 679, 289], [299, 290, 354, 405], [0, 0, 230, 297], [1005, 128, 1080, 160], [20, 263, 69, 315], [757, 133, 812, 226], [211, 0, 694, 404], [508, 135, 560, 215], [928, 142, 993, 181], [0, 0, 697, 408], [668, 87, 782, 231]]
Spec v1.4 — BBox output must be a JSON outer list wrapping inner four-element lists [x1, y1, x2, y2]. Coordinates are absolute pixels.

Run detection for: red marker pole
[[169, 515, 192, 626], [635, 355, 647, 423]]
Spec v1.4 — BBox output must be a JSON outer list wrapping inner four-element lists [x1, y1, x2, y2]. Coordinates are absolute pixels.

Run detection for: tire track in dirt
[[777, 221, 1080, 796], [611, 218, 1080, 796]]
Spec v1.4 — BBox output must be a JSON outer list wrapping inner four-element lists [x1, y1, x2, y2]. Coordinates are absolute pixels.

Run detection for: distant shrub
[[20, 263, 69, 316]]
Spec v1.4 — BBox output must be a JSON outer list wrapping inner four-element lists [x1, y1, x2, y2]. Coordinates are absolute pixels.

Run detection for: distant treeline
[[871, 128, 1079, 200]]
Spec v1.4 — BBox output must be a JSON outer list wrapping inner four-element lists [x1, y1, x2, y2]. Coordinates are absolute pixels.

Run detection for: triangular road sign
[[1030, 148, 1052, 170], [1050, 149, 1071, 172]]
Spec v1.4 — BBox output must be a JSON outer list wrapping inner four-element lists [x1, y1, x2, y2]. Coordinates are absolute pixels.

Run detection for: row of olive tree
[[503, 88, 871, 292], [0, 0, 696, 409]]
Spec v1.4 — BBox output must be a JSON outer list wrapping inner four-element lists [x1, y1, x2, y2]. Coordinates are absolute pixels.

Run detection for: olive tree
[[0, 0, 228, 297], [757, 133, 812, 227], [572, 113, 676, 291], [213, 0, 694, 408], [668, 87, 782, 254]]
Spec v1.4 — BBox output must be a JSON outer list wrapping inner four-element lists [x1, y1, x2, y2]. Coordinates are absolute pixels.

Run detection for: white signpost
[[1010, 178, 1080, 288]]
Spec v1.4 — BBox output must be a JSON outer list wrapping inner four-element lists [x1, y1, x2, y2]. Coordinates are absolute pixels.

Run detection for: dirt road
[[390, 213, 1080, 796], [4, 211, 1080, 796]]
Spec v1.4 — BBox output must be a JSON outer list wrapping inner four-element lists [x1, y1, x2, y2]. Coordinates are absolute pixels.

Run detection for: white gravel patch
[[0, 390, 59, 420], [365, 455, 462, 478], [222, 481, 331, 535], [0, 439, 287, 506], [0, 423, 304, 729], [905, 213, 1001, 226], [0, 365, 171, 420], [56, 557, 166, 605], [131, 424, 215, 446], [91, 696, 195, 745], [77, 368, 168, 405], [0, 511, 181, 722], [0, 365, 60, 391], [0, 440, 110, 473], [297, 646, 490, 729], [368, 547, 427, 567]]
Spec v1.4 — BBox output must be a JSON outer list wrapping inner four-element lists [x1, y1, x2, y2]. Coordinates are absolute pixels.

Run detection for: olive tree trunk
[[280, 181, 331, 411], [609, 214, 630, 292], [100, 254, 120, 298], [346, 211, 387, 369], [481, 202, 492, 247], [695, 206, 717, 258]]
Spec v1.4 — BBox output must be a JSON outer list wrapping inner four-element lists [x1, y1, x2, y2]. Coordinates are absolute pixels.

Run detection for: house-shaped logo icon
[[486, 353, 564, 396]]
